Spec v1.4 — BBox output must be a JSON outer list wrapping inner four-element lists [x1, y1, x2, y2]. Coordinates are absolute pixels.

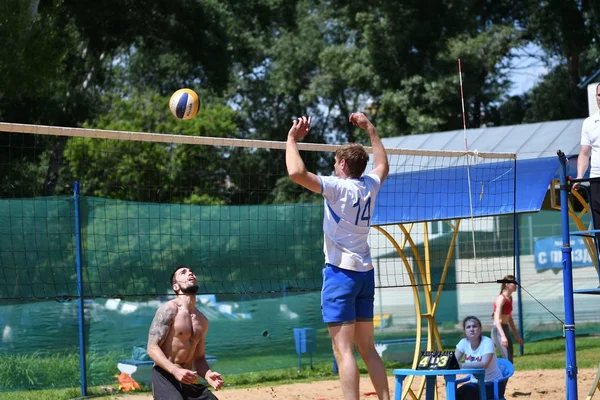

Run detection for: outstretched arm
[[349, 113, 389, 183], [286, 116, 321, 193]]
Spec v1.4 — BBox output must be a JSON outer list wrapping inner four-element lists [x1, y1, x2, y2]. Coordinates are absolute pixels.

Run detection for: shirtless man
[[147, 266, 224, 400]]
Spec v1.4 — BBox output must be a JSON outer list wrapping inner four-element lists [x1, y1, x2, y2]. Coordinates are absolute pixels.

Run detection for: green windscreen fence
[[2, 200, 600, 392], [1, 196, 324, 300], [1, 197, 76, 299], [0, 293, 333, 390], [0, 196, 333, 391]]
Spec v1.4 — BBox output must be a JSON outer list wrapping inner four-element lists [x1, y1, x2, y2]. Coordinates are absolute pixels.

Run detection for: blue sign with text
[[534, 236, 594, 270]]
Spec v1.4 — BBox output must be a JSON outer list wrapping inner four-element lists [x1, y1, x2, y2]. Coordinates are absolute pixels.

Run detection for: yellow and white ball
[[169, 88, 200, 120]]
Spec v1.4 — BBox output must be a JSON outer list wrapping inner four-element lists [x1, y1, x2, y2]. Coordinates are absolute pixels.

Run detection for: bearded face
[[180, 282, 199, 294], [171, 266, 199, 295]]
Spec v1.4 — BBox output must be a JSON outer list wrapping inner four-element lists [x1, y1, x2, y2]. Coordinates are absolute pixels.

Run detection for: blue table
[[393, 368, 486, 400]]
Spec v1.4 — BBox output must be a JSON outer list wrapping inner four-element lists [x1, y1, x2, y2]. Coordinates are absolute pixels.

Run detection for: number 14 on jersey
[[352, 197, 371, 225]]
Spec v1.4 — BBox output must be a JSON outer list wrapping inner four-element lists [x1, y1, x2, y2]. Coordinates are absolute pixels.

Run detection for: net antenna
[[458, 59, 478, 271]]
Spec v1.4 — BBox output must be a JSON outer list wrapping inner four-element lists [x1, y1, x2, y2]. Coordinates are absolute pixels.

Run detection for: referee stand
[[562, 168, 600, 400], [566, 176, 600, 294]]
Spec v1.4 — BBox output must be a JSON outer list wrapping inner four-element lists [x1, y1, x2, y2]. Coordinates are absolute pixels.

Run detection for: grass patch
[[2, 336, 600, 399], [514, 336, 600, 370], [1, 386, 103, 400], [0, 352, 81, 389]]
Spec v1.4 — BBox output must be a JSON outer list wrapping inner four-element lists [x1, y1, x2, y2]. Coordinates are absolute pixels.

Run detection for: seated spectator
[[455, 316, 505, 400]]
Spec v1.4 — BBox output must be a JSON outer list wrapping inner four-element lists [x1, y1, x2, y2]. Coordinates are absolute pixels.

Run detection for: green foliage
[[0, 0, 78, 122], [270, 177, 321, 204], [488, 95, 530, 126], [524, 65, 589, 122], [513, 0, 599, 122], [3, 0, 600, 202], [60, 90, 239, 203], [376, 76, 458, 136]]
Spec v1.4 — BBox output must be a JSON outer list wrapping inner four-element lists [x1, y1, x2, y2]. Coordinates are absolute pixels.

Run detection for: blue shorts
[[321, 264, 375, 324]]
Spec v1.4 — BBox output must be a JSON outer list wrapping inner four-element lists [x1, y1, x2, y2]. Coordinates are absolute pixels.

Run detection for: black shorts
[[152, 365, 218, 400]]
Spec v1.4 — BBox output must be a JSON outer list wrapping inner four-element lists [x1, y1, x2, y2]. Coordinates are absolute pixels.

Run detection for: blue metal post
[[74, 181, 87, 396], [514, 213, 524, 356], [557, 151, 578, 400]]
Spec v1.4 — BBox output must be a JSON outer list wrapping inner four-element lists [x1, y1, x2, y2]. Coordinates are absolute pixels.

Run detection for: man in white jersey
[[286, 113, 390, 400], [574, 83, 600, 237]]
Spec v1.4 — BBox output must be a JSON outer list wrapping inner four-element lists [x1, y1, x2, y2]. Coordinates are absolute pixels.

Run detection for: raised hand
[[349, 112, 373, 130], [288, 116, 312, 142]]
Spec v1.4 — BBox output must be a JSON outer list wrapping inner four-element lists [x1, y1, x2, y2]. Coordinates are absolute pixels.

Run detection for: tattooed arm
[[147, 302, 197, 384]]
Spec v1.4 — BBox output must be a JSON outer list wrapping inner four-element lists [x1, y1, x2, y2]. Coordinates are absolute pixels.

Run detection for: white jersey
[[318, 173, 382, 272], [581, 111, 600, 177], [456, 336, 503, 383]]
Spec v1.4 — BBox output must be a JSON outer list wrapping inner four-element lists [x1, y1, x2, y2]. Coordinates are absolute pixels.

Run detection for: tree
[[514, 0, 600, 121], [61, 90, 238, 204], [523, 66, 587, 122], [488, 94, 530, 126], [8, 0, 598, 204], [0, 0, 302, 198], [0, 0, 100, 197]]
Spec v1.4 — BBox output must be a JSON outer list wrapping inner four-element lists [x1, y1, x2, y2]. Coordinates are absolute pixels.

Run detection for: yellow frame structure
[[586, 362, 600, 400], [374, 180, 600, 399], [374, 219, 461, 400]]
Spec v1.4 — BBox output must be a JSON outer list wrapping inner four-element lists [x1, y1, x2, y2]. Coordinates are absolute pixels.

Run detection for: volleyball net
[[0, 122, 518, 391], [0, 122, 517, 300]]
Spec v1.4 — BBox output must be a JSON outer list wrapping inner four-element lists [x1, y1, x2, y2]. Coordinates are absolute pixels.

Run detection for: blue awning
[[372, 156, 560, 226]]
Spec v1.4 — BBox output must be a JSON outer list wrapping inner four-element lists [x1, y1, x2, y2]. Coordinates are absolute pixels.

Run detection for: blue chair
[[455, 358, 514, 400]]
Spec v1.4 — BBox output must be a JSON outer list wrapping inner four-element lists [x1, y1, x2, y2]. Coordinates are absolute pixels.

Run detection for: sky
[[507, 43, 549, 96], [507, 44, 599, 116]]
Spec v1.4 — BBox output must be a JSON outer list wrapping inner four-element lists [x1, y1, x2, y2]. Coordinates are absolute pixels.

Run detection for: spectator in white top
[[455, 316, 505, 400], [285, 113, 389, 400], [574, 83, 600, 238]]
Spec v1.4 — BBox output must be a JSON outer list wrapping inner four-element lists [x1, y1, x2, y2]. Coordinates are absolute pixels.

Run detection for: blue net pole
[[558, 151, 578, 400], [74, 180, 88, 396], [514, 213, 524, 356]]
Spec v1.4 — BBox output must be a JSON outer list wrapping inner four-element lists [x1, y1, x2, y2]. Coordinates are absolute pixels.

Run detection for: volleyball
[[169, 88, 200, 120]]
